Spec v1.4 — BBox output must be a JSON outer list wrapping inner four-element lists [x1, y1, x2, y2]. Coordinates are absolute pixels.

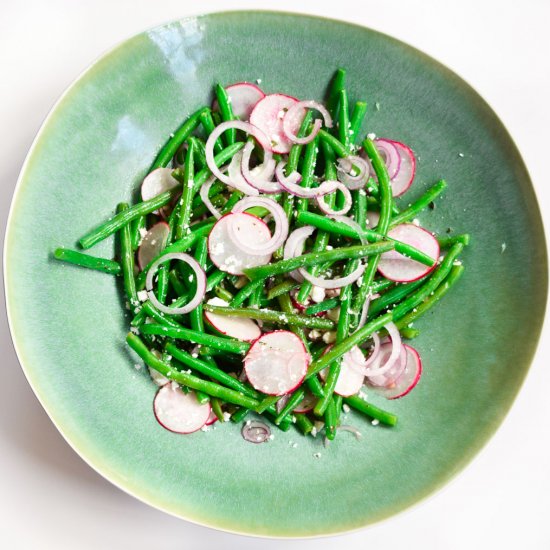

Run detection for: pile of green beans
[[52, 69, 469, 442]]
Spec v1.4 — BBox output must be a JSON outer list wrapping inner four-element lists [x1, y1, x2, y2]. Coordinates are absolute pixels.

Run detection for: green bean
[[188, 137, 207, 170], [343, 396, 397, 426], [389, 180, 447, 227], [135, 222, 214, 290], [395, 265, 465, 329], [327, 68, 346, 119], [140, 324, 249, 354], [318, 129, 349, 158], [215, 83, 236, 145], [150, 107, 207, 170], [231, 407, 250, 423], [294, 413, 314, 435], [245, 241, 394, 280], [438, 233, 471, 249], [350, 138, 394, 324], [211, 397, 225, 422], [53, 248, 121, 275], [195, 390, 211, 405], [168, 269, 187, 296], [220, 191, 242, 214], [165, 343, 258, 398], [295, 140, 337, 304], [203, 304, 335, 330], [307, 243, 464, 378], [130, 216, 147, 251], [305, 297, 339, 316], [367, 178, 401, 216], [370, 278, 395, 294], [296, 135, 320, 214], [400, 327, 420, 339], [206, 269, 227, 292], [248, 283, 263, 308], [338, 88, 351, 152], [349, 101, 367, 145], [275, 111, 314, 259], [266, 280, 300, 301], [127, 333, 261, 409], [189, 236, 208, 333], [324, 396, 338, 440], [191, 181, 226, 210], [199, 108, 223, 154], [230, 278, 264, 307], [175, 140, 195, 240], [368, 277, 427, 317], [116, 203, 139, 307], [274, 388, 305, 425], [138, 300, 183, 329], [80, 191, 174, 249], [256, 395, 281, 414], [277, 294, 325, 399], [314, 255, 356, 416], [130, 307, 148, 328], [214, 285, 234, 303]]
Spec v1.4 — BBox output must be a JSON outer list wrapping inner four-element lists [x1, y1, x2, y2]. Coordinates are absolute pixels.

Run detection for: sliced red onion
[[316, 181, 352, 215], [205, 120, 272, 193], [298, 261, 365, 289], [275, 161, 341, 199], [227, 150, 260, 195], [356, 297, 372, 331], [240, 140, 281, 194], [241, 421, 271, 444], [282, 100, 333, 144], [363, 332, 381, 368], [229, 197, 289, 255], [329, 215, 368, 245], [338, 425, 362, 439], [337, 156, 370, 190], [283, 226, 316, 282], [364, 322, 402, 378], [146, 252, 206, 315], [373, 139, 401, 180], [199, 174, 223, 219]]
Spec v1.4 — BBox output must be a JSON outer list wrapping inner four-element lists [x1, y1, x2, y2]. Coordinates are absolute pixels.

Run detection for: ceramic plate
[[4, 11, 547, 537]]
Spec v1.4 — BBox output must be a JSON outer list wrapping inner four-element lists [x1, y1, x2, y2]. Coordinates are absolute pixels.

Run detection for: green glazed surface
[[4, 11, 547, 537]]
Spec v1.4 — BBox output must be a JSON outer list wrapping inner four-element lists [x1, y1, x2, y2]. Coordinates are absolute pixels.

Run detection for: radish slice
[[244, 331, 309, 395], [293, 390, 317, 413], [205, 410, 219, 426], [137, 221, 170, 270], [208, 213, 272, 275], [372, 344, 422, 399], [378, 224, 440, 282], [153, 383, 211, 434], [204, 297, 261, 342], [213, 82, 265, 121], [388, 140, 416, 197], [320, 345, 365, 397], [250, 94, 304, 154], [141, 168, 179, 213], [372, 139, 401, 180]]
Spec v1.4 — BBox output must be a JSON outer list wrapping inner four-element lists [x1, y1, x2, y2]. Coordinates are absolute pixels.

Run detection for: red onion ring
[[361, 139, 401, 181], [146, 252, 206, 315], [199, 168, 228, 220], [229, 197, 289, 255], [283, 226, 316, 282], [228, 150, 261, 195], [240, 140, 281, 194], [275, 161, 340, 199], [298, 261, 365, 289], [205, 120, 272, 193], [282, 100, 333, 144], [316, 181, 352, 215], [364, 322, 402, 377], [337, 155, 370, 190]]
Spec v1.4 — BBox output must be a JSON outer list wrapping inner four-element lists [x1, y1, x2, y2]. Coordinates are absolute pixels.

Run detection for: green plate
[[4, 11, 547, 537]]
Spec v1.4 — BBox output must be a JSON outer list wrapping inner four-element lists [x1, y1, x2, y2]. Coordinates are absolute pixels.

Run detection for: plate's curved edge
[[3, 10, 548, 539]]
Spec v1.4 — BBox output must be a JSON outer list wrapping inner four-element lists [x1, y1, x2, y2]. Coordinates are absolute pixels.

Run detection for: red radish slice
[[137, 221, 170, 270], [205, 410, 219, 426], [207, 213, 272, 275], [244, 331, 309, 395], [388, 140, 416, 196], [321, 345, 365, 397], [293, 390, 317, 413], [378, 224, 439, 282], [204, 297, 261, 342], [153, 383, 211, 434], [375, 344, 422, 399], [250, 94, 304, 154], [141, 168, 179, 213], [213, 82, 265, 121]]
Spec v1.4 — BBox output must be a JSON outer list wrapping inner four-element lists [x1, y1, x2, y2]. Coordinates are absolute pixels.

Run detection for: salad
[[54, 69, 469, 443]]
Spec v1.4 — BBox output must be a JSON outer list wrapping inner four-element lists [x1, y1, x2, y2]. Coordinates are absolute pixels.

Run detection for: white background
[[1, 1, 549, 548]]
